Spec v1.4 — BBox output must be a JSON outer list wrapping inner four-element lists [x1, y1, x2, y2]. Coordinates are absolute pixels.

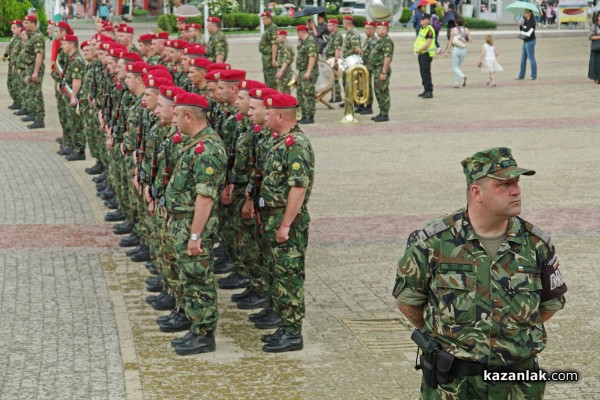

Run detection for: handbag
[[452, 27, 468, 48], [592, 40, 600, 53], [518, 32, 528, 40]]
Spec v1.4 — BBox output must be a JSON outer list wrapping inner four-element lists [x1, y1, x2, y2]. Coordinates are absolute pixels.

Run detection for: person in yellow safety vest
[[414, 13, 436, 99]]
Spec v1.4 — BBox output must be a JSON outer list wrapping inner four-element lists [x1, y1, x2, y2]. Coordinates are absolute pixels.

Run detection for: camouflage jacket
[[230, 115, 255, 184], [147, 53, 167, 66], [277, 40, 295, 69], [62, 52, 85, 89], [361, 35, 378, 69], [371, 35, 394, 69], [18, 31, 45, 75], [220, 106, 240, 181], [165, 126, 227, 213], [52, 48, 68, 82], [8, 36, 24, 69], [140, 112, 161, 185], [296, 35, 317, 73], [152, 126, 190, 202], [124, 95, 144, 153], [324, 30, 343, 59], [393, 209, 567, 366], [207, 30, 228, 62], [260, 126, 314, 209], [342, 28, 361, 58], [188, 36, 205, 46], [5, 35, 19, 64], [259, 23, 278, 60]]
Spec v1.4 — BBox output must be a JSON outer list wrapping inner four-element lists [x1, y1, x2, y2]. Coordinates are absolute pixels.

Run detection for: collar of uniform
[[462, 209, 525, 244], [192, 125, 212, 140]]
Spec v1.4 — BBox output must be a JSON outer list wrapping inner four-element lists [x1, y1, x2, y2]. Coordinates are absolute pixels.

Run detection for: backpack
[[431, 15, 442, 33]]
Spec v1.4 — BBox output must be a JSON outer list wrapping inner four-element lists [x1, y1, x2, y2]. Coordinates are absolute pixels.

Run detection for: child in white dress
[[478, 35, 503, 86]]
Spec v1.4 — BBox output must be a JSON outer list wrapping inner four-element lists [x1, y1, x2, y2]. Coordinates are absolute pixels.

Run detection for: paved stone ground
[[0, 24, 599, 399]]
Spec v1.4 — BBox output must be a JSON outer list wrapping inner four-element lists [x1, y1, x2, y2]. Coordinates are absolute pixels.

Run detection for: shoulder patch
[[520, 218, 553, 248], [285, 135, 295, 147], [418, 217, 452, 242]]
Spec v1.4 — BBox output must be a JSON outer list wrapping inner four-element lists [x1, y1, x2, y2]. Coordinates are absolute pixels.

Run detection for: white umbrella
[[174, 4, 202, 17]]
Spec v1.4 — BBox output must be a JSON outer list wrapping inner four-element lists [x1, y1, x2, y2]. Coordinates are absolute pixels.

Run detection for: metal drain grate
[[340, 319, 415, 353]]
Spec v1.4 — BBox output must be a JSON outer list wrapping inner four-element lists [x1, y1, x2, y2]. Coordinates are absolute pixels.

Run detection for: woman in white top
[[444, 15, 472, 88]]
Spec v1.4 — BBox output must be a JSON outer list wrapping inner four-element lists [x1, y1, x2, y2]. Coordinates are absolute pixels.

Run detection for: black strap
[[452, 357, 536, 377]]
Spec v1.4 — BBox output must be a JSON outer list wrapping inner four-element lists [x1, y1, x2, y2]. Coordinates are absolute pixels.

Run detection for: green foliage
[[157, 14, 176, 32], [434, 6, 445, 18], [464, 17, 497, 29], [0, 0, 33, 37], [326, 1, 338, 14], [191, 0, 239, 18], [272, 15, 297, 27], [133, 9, 150, 16], [36, 5, 48, 37], [223, 13, 260, 30], [400, 7, 411, 23]]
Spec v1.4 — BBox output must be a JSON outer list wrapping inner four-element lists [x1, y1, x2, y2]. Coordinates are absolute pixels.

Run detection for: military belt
[[170, 211, 194, 220], [452, 357, 536, 377], [260, 207, 285, 217]]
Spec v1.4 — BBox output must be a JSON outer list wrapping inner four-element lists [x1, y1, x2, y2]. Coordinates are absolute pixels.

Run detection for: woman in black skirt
[[589, 12, 600, 84]]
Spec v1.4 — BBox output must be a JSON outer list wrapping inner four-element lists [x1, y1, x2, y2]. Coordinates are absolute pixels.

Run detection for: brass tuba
[[341, 63, 370, 123], [366, 0, 403, 24]]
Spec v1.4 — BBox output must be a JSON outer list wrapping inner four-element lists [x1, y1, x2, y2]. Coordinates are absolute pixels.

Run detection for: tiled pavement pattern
[[1, 28, 599, 399]]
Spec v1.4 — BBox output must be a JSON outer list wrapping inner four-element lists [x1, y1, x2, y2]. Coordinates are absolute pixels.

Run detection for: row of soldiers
[[16, 15, 315, 355]]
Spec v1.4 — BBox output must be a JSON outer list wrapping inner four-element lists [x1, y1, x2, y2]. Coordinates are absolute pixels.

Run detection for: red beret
[[207, 63, 231, 73], [205, 70, 221, 82], [328, 19, 339, 24], [120, 52, 143, 62], [117, 25, 134, 34], [184, 44, 206, 56], [249, 87, 279, 100], [56, 21, 72, 32], [154, 32, 169, 40], [377, 21, 390, 27], [174, 92, 209, 110], [24, 16, 37, 22], [260, 11, 271, 17], [80, 40, 91, 49], [144, 70, 173, 81], [94, 34, 113, 42], [217, 69, 246, 82], [11, 20, 23, 26], [238, 80, 267, 91], [276, 29, 287, 36], [207, 16, 220, 23], [159, 85, 184, 101], [126, 61, 150, 74], [143, 76, 172, 89], [264, 93, 298, 109], [138, 33, 154, 42], [146, 64, 171, 74], [166, 39, 188, 49], [296, 25, 309, 32], [189, 58, 212, 70], [103, 25, 115, 32], [176, 16, 187, 22], [62, 34, 79, 43], [188, 23, 202, 30], [102, 20, 113, 26], [364, 21, 377, 27], [343, 15, 354, 21]]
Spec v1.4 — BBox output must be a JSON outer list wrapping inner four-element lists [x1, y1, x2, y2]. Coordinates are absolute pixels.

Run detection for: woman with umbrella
[[517, 9, 537, 80], [588, 12, 600, 84]]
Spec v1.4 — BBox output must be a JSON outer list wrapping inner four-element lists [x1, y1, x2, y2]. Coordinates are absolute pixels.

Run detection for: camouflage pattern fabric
[[8, 37, 25, 107], [63, 52, 86, 151], [207, 30, 228, 62], [324, 30, 343, 99], [165, 126, 227, 335], [371, 35, 394, 114], [296, 36, 318, 119], [361, 35, 378, 107], [6, 35, 21, 105], [393, 209, 567, 397], [342, 28, 361, 58], [276, 40, 295, 94], [18, 31, 46, 122], [259, 22, 278, 88], [188, 36, 205, 46], [53, 50, 69, 141], [80, 60, 104, 160], [460, 147, 536, 185], [260, 127, 315, 334]]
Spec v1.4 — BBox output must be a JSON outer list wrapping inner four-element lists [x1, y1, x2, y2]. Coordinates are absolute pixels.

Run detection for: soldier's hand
[[276, 71, 283, 79], [31, 73, 39, 84], [148, 200, 155, 215], [70, 97, 77, 107], [120, 142, 126, 156], [271, 60, 277, 68], [106, 135, 114, 149], [379, 72, 386, 81], [144, 186, 152, 203], [303, 72, 310, 81], [187, 238, 203, 256], [242, 199, 255, 220], [24, 76, 30, 84], [221, 184, 234, 205], [56, 83, 61, 92], [276, 224, 290, 243]]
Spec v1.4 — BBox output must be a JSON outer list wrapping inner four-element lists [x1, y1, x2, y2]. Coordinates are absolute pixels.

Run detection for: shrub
[[400, 8, 412, 24], [133, 9, 149, 16], [464, 17, 497, 29], [0, 0, 33, 37], [157, 14, 176, 32], [272, 15, 295, 27]]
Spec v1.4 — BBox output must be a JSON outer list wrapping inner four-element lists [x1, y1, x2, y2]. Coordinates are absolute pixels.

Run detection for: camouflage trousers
[[232, 185, 264, 293], [7, 64, 21, 106], [217, 190, 245, 278], [262, 57, 278, 90], [332, 77, 341, 100], [373, 67, 391, 115], [56, 87, 69, 143], [65, 98, 85, 152], [276, 67, 293, 94], [12, 70, 26, 107], [82, 104, 103, 160], [155, 205, 181, 303], [365, 65, 374, 107], [170, 216, 219, 336], [297, 69, 317, 119], [24, 77, 45, 122], [421, 356, 545, 400], [263, 208, 310, 334]]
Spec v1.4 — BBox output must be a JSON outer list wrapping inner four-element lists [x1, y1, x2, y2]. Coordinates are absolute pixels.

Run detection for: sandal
[[462, 76, 467, 87]]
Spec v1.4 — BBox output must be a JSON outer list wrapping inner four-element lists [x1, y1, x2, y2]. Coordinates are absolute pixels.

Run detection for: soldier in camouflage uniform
[[4, 20, 24, 110], [187, 57, 211, 95], [179, 44, 206, 92], [394, 147, 567, 400], [323, 19, 343, 102], [258, 93, 314, 353], [51, 22, 72, 150], [295, 25, 318, 124], [164, 92, 227, 356], [61, 35, 87, 161], [259, 12, 279, 89], [136, 33, 155, 61], [370, 22, 394, 122], [340, 16, 362, 108], [187, 23, 205, 46], [149, 32, 169, 66], [206, 17, 228, 62], [357, 21, 378, 115], [275, 30, 295, 95], [18, 16, 46, 129]]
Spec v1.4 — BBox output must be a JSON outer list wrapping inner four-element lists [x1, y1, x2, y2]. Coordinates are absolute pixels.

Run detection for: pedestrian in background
[[517, 9, 537, 80], [414, 13, 436, 99], [442, 3, 457, 40], [444, 15, 471, 88], [478, 34, 503, 87], [588, 12, 600, 84]]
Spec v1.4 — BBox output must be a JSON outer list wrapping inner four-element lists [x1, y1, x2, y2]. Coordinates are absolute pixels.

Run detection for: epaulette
[[518, 217, 553, 248], [416, 212, 457, 242]]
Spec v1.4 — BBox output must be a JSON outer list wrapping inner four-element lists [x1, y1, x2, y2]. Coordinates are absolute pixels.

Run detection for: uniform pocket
[[509, 272, 542, 324], [435, 264, 476, 325]]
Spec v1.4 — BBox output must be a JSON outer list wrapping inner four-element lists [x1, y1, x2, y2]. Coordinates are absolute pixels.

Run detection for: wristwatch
[[190, 233, 199, 241]]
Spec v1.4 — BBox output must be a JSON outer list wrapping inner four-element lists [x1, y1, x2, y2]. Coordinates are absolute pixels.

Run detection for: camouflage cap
[[461, 147, 535, 184]]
